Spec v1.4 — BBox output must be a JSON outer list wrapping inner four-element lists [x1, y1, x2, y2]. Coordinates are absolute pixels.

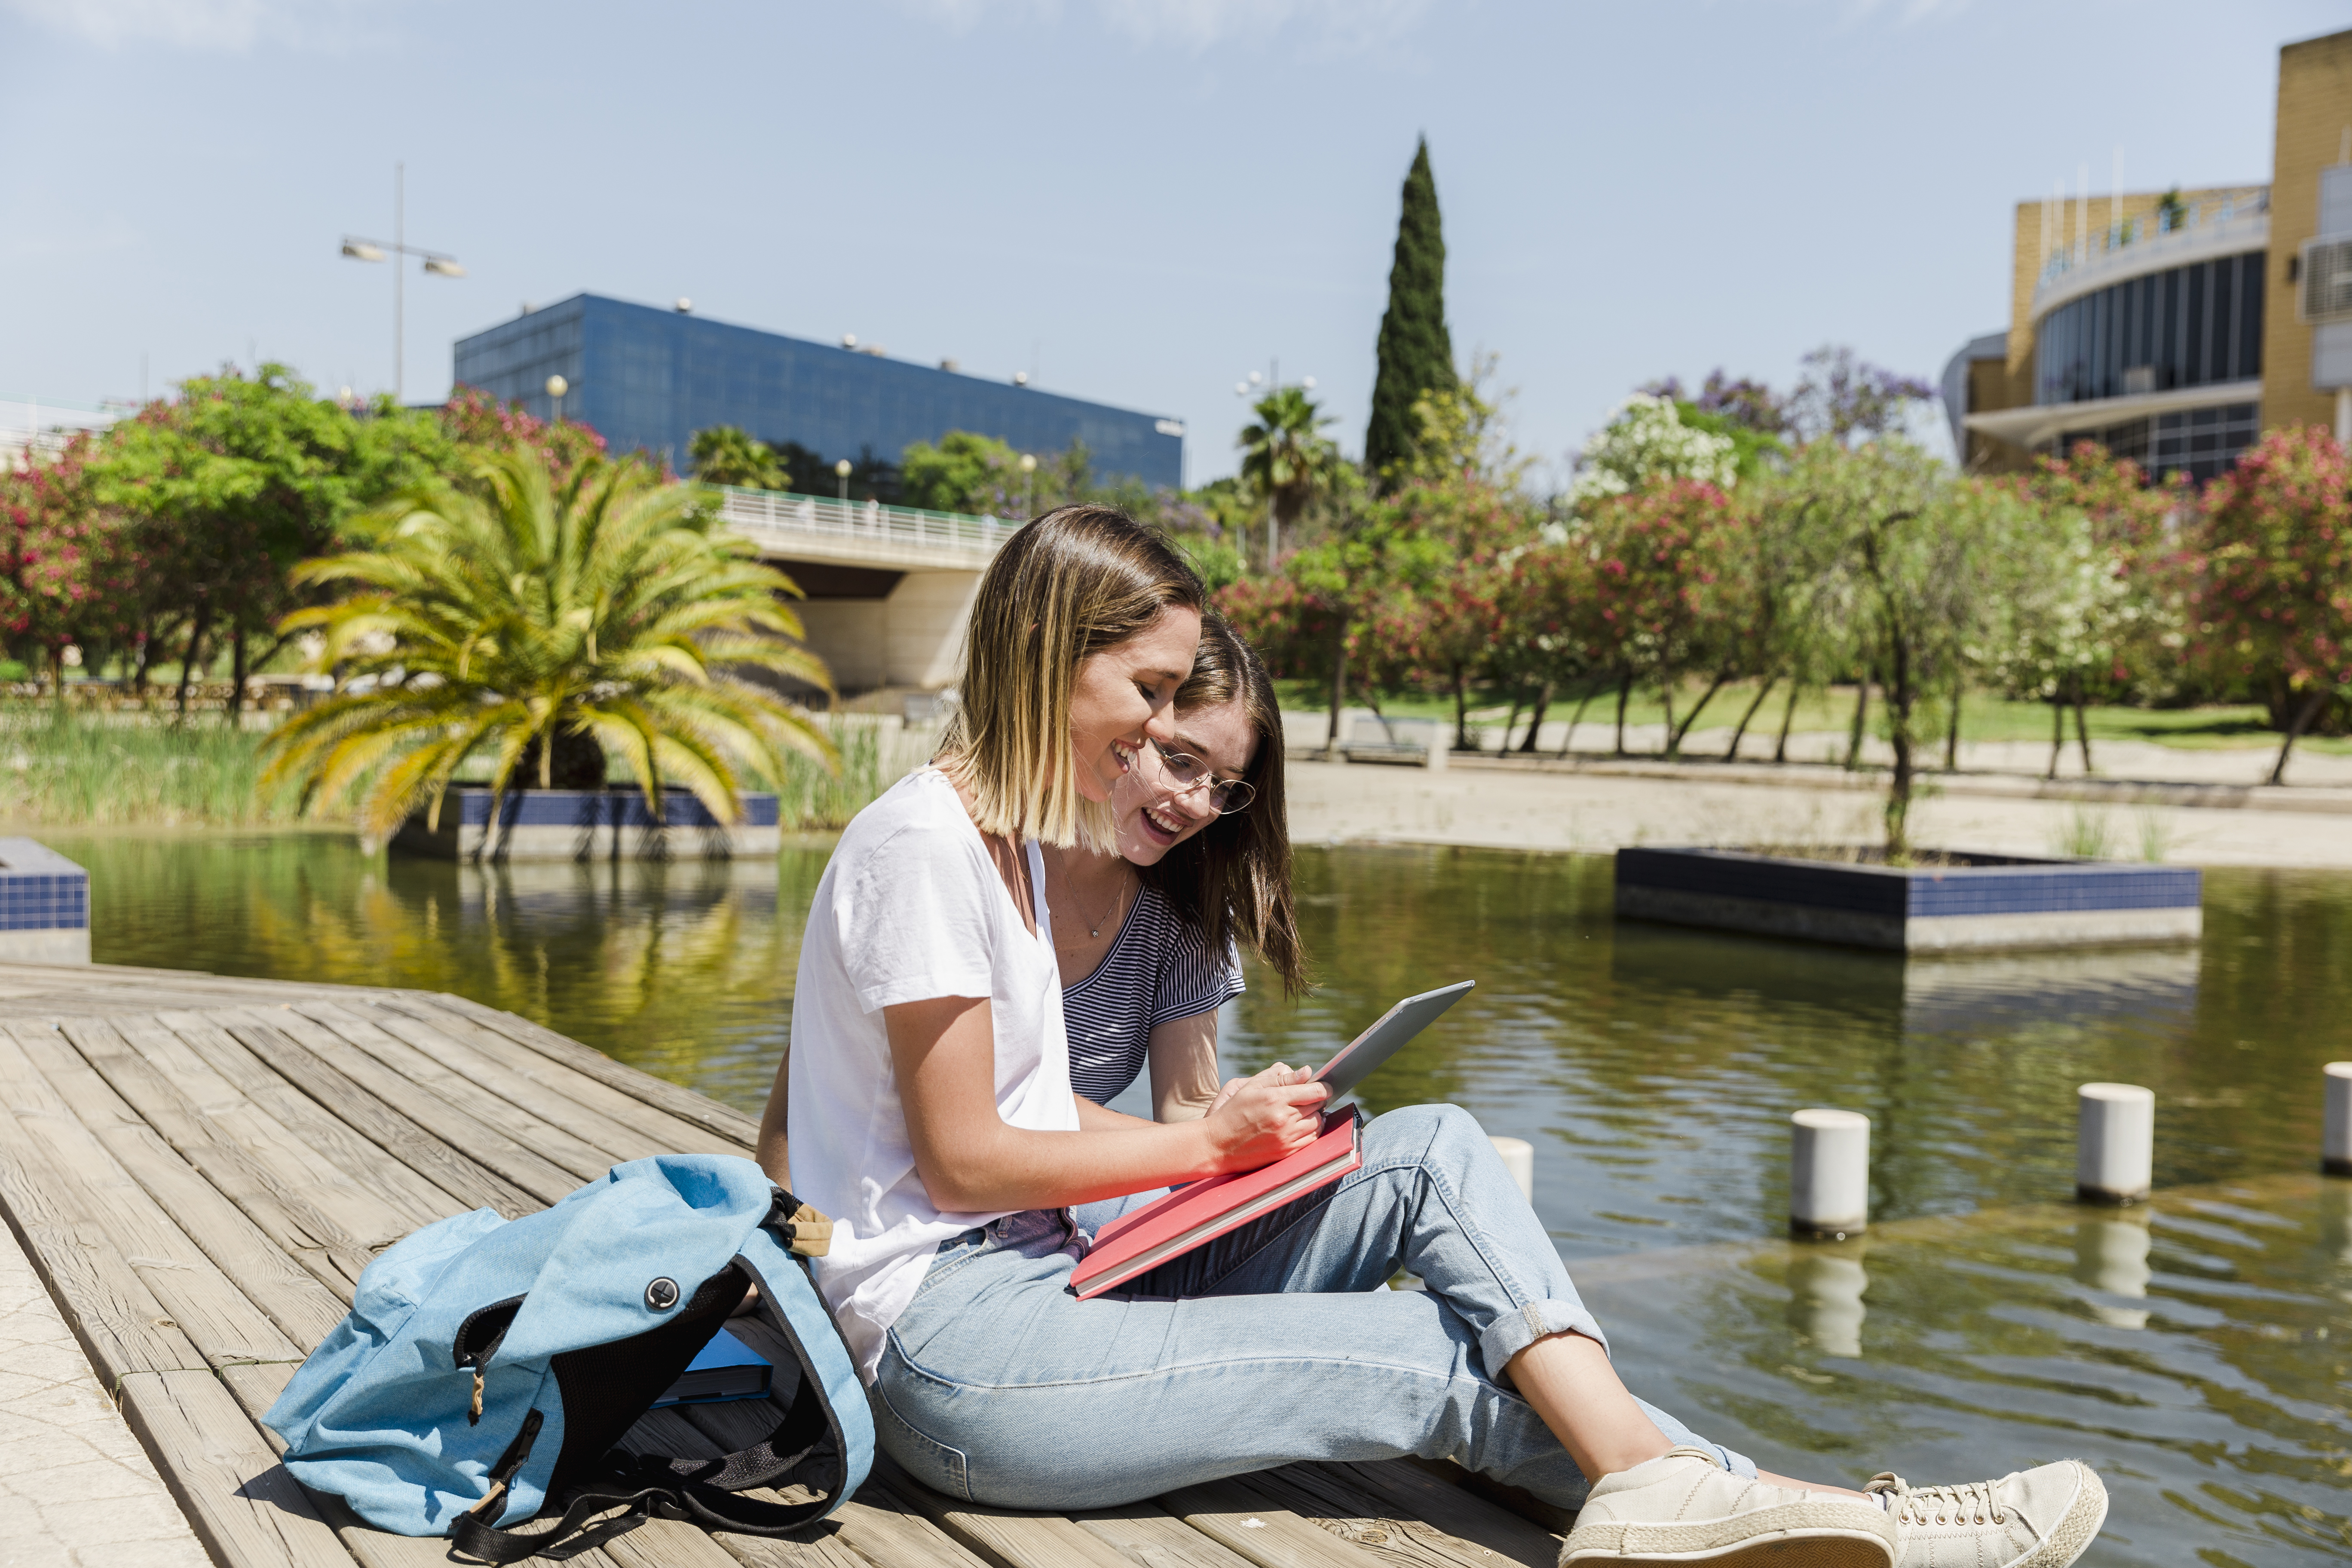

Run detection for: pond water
[[46, 830, 2352, 1565]]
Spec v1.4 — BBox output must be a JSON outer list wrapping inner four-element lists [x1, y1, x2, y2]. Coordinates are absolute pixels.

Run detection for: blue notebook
[[653, 1327, 772, 1407]]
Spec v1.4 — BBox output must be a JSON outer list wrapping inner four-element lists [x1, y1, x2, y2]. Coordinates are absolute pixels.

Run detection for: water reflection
[[1786, 1243, 1870, 1358], [2072, 1213, 2153, 1330]]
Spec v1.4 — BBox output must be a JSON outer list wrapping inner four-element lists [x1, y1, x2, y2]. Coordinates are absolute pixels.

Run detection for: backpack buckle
[[763, 1190, 834, 1258]]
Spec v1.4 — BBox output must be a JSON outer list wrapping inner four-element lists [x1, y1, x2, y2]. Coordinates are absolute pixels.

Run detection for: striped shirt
[[1065, 884, 1246, 1106]]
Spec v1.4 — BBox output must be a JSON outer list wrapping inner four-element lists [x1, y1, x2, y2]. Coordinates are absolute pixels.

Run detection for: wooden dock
[[0, 961, 1565, 1568]]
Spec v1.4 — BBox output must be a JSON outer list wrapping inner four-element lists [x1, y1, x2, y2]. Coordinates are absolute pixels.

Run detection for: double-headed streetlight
[[340, 162, 464, 402]]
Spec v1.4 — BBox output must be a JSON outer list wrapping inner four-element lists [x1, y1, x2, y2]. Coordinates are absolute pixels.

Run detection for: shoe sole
[[2018, 1464, 2109, 1568], [1561, 1501, 1897, 1566]]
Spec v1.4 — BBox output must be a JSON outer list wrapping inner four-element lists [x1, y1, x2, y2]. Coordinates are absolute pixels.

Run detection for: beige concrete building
[[1944, 27, 2352, 478]]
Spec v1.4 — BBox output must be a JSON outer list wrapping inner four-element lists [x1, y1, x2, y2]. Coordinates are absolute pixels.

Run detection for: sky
[[3, 0, 2344, 488]]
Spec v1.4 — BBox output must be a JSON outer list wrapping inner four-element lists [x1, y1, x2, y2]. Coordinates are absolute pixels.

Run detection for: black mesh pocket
[[545, 1264, 749, 1497]]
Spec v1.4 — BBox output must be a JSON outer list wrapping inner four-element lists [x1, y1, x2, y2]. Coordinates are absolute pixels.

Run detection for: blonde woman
[[760, 505, 2104, 1568]]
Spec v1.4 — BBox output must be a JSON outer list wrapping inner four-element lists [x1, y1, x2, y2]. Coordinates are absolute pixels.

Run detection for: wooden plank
[[217, 1010, 536, 1221], [117, 1367, 360, 1568], [0, 1093, 207, 1387], [159, 1008, 469, 1229], [58, 1016, 376, 1298], [10, 1023, 351, 1348], [1231, 1464, 1556, 1568], [1332, 1461, 1561, 1565], [364, 994, 753, 1157], [290, 998, 626, 1181], [679, 1401, 994, 1568], [1400, 1459, 1573, 1535], [0, 1024, 304, 1372], [1076, 1504, 1266, 1568], [249, 1006, 581, 1207], [108, 1011, 416, 1251], [337, 1001, 676, 1165], [1158, 1477, 1391, 1568], [868, 1451, 1135, 1568], [282, 1001, 616, 1188], [409, 989, 761, 1147]]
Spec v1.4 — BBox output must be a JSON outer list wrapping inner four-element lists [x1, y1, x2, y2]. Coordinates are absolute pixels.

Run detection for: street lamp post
[[1019, 452, 1038, 518], [835, 457, 853, 503], [545, 374, 568, 425], [340, 162, 464, 403]]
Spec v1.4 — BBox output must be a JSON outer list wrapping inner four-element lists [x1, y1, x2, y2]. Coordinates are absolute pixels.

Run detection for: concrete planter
[[393, 786, 781, 862], [0, 838, 89, 963], [1614, 846, 2201, 952]]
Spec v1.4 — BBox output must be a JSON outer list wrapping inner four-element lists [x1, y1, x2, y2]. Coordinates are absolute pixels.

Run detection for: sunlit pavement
[[1283, 756, 2352, 867]]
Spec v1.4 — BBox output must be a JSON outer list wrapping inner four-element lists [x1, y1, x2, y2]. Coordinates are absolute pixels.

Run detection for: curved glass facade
[[2034, 251, 2265, 405]]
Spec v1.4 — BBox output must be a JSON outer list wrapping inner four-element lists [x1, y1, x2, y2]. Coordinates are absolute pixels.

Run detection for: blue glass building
[[451, 294, 1184, 490]]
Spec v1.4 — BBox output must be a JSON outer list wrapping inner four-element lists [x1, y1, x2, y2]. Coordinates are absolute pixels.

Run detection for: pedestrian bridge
[[714, 487, 1016, 692]]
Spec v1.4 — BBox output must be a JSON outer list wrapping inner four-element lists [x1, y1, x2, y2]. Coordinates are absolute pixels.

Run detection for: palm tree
[[260, 448, 835, 842], [1238, 386, 1342, 567], [689, 425, 788, 490]]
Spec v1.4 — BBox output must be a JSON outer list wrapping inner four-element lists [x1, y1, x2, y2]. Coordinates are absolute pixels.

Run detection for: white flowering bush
[[1568, 394, 1739, 506]]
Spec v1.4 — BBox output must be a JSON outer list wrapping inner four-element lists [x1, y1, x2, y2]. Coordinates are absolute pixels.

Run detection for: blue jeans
[[870, 1103, 1752, 1510]]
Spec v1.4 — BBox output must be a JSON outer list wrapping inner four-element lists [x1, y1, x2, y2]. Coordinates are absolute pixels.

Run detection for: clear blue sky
[[3, 0, 2342, 487]]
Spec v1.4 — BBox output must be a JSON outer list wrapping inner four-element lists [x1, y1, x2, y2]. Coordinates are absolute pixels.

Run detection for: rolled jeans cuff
[[1475, 1295, 1609, 1383], [1637, 1396, 1757, 1479]]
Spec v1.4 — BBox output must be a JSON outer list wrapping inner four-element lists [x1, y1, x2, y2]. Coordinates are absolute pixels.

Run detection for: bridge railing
[[715, 486, 1020, 561]]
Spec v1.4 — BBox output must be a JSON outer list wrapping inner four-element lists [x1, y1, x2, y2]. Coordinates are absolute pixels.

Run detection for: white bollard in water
[[2325, 1063, 2352, 1178], [1489, 1137, 1534, 1204], [2077, 1083, 2155, 1204], [1789, 1109, 1870, 1238]]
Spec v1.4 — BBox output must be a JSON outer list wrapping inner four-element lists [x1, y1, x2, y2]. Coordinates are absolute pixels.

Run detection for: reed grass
[[0, 704, 897, 833], [0, 710, 297, 827], [777, 720, 892, 829]]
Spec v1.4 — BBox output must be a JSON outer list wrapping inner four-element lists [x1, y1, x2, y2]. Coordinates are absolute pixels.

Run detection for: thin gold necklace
[[1050, 849, 1129, 941]]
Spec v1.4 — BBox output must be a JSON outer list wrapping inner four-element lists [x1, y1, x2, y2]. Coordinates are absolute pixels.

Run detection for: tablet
[[1314, 980, 1475, 1100]]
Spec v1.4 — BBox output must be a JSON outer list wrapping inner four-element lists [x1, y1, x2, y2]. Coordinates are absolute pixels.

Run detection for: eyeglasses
[[1147, 738, 1256, 815]]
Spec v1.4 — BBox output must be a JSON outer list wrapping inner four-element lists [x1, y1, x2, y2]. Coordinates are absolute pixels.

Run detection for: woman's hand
[[1201, 1063, 1329, 1172]]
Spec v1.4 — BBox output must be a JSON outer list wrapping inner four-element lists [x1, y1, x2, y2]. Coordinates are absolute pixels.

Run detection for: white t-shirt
[[785, 767, 1077, 1382]]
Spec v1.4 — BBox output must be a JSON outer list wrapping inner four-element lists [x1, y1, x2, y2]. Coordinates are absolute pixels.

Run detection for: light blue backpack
[[265, 1154, 873, 1562]]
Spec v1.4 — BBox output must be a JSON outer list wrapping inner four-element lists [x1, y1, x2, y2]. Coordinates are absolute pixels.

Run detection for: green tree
[[2192, 426, 2352, 784], [0, 432, 147, 693], [90, 365, 456, 719], [689, 426, 788, 490], [1365, 137, 1455, 485], [1785, 438, 2009, 853], [260, 449, 835, 842], [900, 431, 1032, 515], [1237, 386, 1344, 566]]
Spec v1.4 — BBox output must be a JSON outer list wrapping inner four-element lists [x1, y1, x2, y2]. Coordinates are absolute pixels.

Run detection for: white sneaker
[[1865, 1461, 2107, 1568], [1561, 1446, 1897, 1567]]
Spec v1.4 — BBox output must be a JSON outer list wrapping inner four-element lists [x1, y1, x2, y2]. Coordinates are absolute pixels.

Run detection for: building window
[[2041, 401, 2258, 484], [2034, 252, 2265, 406]]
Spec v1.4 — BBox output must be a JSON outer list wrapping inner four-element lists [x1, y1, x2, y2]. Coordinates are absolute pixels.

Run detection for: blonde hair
[[939, 504, 1205, 848]]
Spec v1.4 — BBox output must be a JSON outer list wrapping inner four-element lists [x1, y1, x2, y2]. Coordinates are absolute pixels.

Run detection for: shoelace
[[1865, 1473, 2007, 1528]]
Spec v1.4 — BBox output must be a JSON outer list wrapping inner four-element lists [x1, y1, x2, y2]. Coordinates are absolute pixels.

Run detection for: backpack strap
[[453, 1252, 861, 1560]]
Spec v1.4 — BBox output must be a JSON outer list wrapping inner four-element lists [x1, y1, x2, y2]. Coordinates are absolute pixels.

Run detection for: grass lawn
[[1276, 677, 2346, 756]]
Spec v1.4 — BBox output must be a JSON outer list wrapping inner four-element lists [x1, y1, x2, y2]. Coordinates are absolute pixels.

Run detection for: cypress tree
[[1364, 137, 1455, 485]]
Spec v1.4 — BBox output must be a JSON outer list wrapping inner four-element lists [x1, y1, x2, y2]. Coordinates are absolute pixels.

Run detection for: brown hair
[[938, 504, 1205, 848], [1136, 615, 1308, 996]]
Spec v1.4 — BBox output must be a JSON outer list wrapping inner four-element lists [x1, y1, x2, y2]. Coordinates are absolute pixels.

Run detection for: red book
[[1069, 1108, 1363, 1299]]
